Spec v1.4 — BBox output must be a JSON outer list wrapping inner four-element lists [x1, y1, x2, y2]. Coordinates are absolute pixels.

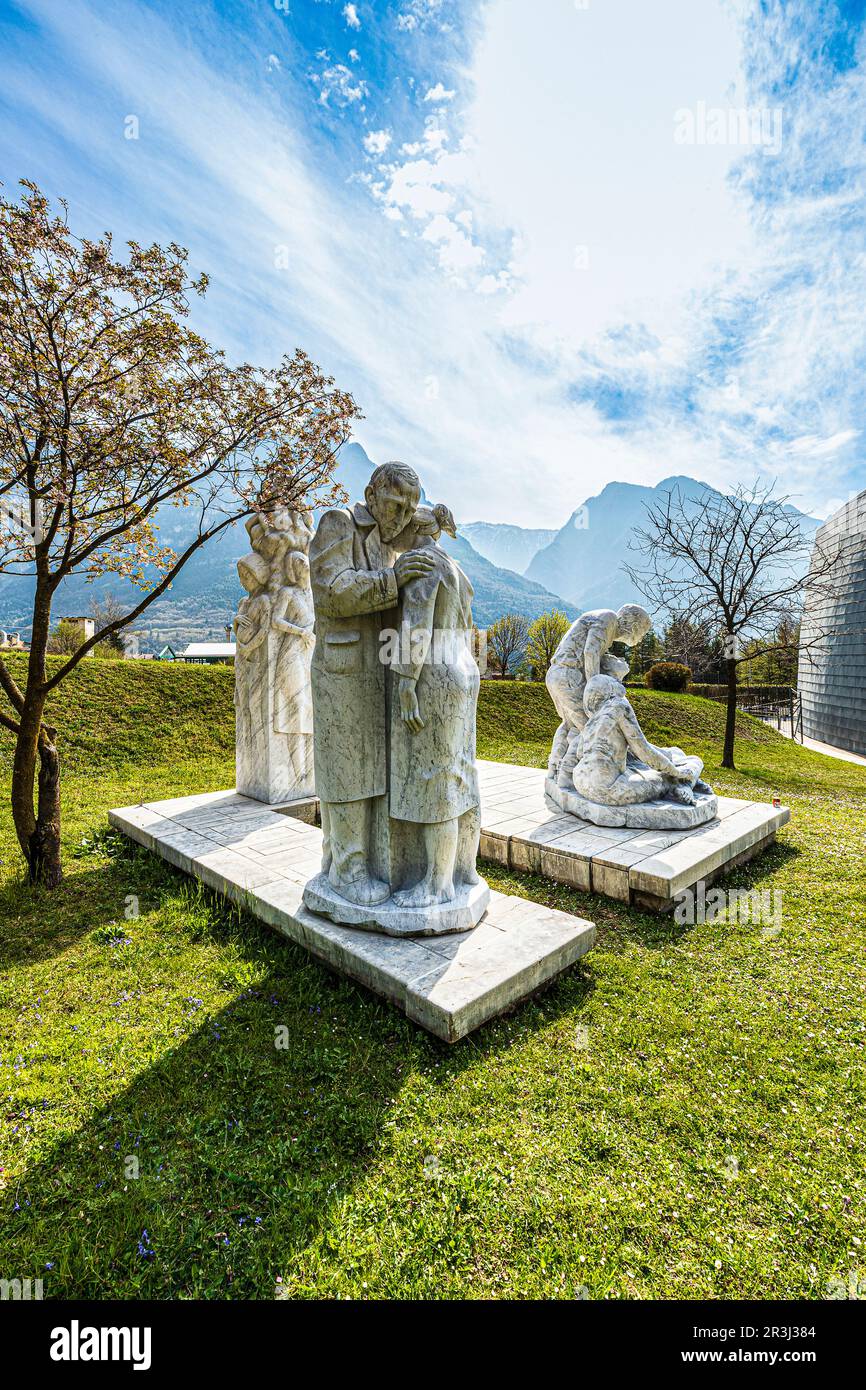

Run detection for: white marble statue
[[234, 507, 315, 804], [546, 604, 653, 788], [302, 462, 489, 936], [387, 499, 483, 909], [573, 675, 705, 800], [544, 608, 717, 829]]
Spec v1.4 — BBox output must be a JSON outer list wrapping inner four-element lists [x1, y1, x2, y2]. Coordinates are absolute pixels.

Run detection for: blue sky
[[2, 0, 865, 525]]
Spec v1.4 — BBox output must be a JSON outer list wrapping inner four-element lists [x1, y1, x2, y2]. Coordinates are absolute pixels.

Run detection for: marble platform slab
[[476, 760, 790, 910], [108, 792, 596, 1042]]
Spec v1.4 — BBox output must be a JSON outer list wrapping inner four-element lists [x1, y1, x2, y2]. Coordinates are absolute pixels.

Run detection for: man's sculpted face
[[366, 480, 419, 543]]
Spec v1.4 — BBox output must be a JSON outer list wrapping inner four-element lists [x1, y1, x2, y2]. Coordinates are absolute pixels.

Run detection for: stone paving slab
[[109, 794, 595, 1043], [476, 760, 790, 911]]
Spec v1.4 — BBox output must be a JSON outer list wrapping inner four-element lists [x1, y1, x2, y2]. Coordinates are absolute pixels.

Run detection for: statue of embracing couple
[[302, 461, 488, 934]]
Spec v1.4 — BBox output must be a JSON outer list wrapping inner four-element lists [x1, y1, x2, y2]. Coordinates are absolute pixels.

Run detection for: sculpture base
[[302, 872, 491, 937], [108, 790, 594, 1041], [544, 775, 719, 830]]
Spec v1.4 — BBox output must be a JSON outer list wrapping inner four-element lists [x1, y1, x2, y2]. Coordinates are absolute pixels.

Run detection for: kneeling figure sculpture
[[545, 611, 717, 830]]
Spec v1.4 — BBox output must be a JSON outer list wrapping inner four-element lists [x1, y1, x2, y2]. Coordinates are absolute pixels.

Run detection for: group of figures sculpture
[[545, 605, 717, 829], [234, 507, 316, 805], [233, 462, 716, 937]]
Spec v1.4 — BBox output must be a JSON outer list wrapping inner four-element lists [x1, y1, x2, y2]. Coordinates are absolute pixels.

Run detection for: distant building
[[798, 490, 866, 756], [60, 616, 96, 641], [181, 641, 236, 665], [155, 645, 178, 661], [0, 630, 26, 650]]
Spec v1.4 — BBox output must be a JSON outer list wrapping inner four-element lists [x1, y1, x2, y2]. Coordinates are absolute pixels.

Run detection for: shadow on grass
[[0, 857, 155, 968], [1, 840, 594, 1299]]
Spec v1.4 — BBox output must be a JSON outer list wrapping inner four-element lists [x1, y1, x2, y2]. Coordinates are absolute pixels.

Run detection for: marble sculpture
[[545, 607, 718, 829], [301, 462, 490, 936], [234, 506, 315, 805]]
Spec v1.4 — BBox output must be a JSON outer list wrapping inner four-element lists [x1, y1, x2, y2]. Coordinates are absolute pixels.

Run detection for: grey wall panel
[[797, 490, 866, 756]]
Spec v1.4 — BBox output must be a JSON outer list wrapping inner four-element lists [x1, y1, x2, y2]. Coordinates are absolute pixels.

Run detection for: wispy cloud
[[1, 0, 864, 526]]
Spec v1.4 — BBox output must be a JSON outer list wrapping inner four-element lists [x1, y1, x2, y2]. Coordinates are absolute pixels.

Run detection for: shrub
[[645, 661, 691, 692]]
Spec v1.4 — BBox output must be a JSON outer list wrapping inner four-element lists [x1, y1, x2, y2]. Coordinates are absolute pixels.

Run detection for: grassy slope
[[0, 662, 864, 1300]]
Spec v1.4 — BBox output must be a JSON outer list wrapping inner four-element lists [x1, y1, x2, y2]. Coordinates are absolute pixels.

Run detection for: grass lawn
[[0, 659, 864, 1299]]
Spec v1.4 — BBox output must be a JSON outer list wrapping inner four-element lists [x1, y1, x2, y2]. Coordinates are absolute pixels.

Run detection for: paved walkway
[[800, 735, 866, 767], [765, 719, 866, 765]]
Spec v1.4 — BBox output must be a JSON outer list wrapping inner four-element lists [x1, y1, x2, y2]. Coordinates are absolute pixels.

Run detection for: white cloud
[[266, 53, 281, 72], [343, 4, 361, 31], [348, 48, 360, 62], [363, 128, 392, 155], [395, 0, 444, 34], [424, 82, 455, 103], [422, 212, 485, 275], [314, 62, 367, 106]]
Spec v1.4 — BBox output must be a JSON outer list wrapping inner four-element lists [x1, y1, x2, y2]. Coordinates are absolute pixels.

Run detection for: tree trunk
[[32, 728, 62, 887], [10, 694, 62, 886], [722, 655, 737, 769], [10, 580, 63, 887]]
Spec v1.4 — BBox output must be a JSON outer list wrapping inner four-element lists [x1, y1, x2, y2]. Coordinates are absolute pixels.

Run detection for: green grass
[[0, 664, 864, 1299]]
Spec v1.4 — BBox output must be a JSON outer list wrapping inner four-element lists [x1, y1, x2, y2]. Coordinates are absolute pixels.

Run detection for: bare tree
[[89, 591, 131, 655], [625, 481, 840, 768], [486, 612, 529, 678], [0, 181, 359, 885]]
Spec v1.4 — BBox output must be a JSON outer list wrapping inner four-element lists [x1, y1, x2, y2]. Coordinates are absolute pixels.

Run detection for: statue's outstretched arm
[[621, 705, 687, 777]]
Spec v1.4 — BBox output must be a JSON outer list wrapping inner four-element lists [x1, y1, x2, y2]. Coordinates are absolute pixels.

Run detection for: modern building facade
[[798, 490, 866, 756]]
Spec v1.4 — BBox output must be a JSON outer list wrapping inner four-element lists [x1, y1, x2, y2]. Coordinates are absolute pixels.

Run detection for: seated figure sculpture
[[574, 676, 705, 803]]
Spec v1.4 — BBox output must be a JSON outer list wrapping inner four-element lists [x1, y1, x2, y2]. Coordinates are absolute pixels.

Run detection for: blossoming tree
[[0, 181, 360, 885]]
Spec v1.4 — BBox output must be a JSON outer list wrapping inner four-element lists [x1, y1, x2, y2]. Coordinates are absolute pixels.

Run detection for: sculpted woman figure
[[386, 501, 483, 907]]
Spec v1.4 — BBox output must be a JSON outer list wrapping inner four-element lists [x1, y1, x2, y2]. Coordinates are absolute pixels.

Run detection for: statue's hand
[[398, 677, 424, 733], [394, 549, 436, 587]]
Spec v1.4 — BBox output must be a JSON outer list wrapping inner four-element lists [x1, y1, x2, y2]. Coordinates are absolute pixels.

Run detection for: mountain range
[[0, 446, 820, 648], [0, 442, 576, 646], [459, 521, 558, 576], [464, 475, 820, 611]]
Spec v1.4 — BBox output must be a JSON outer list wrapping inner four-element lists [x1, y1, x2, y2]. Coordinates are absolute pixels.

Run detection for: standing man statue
[[308, 462, 435, 907], [546, 604, 652, 788]]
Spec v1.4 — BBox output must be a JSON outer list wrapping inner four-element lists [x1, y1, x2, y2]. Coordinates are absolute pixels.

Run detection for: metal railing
[[736, 686, 803, 742]]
